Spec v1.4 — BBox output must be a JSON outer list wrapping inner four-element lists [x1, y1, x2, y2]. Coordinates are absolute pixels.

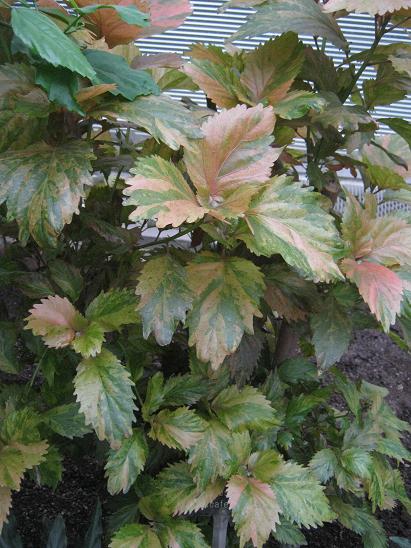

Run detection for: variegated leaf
[[156, 520, 209, 548], [212, 385, 277, 430], [324, 0, 411, 15], [227, 475, 280, 548], [184, 51, 247, 109], [241, 34, 304, 106], [184, 104, 277, 205], [110, 523, 161, 548], [76, 0, 191, 48], [74, 349, 136, 448], [155, 461, 224, 515], [25, 295, 87, 349], [270, 461, 335, 528], [186, 252, 265, 369], [136, 254, 193, 345], [125, 156, 206, 228], [229, 0, 347, 50], [0, 64, 49, 154], [149, 407, 206, 450], [342, 259, 404, 332], [238, 175, 342, 282], [105, 429, 147, 495], [188, 419, 234, 488], [0, 141, 94, 246], [93, 94, 202, 150]]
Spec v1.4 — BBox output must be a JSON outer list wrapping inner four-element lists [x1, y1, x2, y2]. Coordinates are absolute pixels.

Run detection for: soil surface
[[7, 329, 411, 547]]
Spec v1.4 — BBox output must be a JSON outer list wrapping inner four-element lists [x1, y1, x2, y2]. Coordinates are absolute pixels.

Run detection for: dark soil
[[12, 456, 107, 548], [8, 329, 411, 547]]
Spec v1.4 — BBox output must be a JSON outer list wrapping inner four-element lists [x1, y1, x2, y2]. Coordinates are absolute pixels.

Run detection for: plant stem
[[138, 222, 203, 250], [212, 506, 230, 548]]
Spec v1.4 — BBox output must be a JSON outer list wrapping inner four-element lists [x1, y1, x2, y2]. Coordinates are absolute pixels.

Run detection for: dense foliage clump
[[1, 0, 411, 546]]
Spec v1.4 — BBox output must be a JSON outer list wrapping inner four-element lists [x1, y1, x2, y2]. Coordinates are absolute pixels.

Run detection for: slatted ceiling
[[136, 0, 411, 123]]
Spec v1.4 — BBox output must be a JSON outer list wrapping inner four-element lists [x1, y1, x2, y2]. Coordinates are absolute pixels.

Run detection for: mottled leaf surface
[[125, 156, 206, 228], [227, 475, 280, 548], [93, 94, 202, 150], [229, 0, 347, 50], [105, 429, 147, 494], [25, 296, 86, 349], [110, 523, 161, 548], [238, 176, 342, 282], [184, 104, 277, 204], [149, 407, 206, 450], [74, 349, 136, 447], [156, 520, 209, 548], [324, 0, 411, 15], [136, 254, 193, 345], [186, 253, 265, 369], [0, 141, 94, 246]]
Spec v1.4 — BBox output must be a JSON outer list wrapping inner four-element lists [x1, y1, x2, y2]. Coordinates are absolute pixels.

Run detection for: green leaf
[[110, 524, 161, 548], [0, 323, 19, 374], [35, 65, 82, 115], [161, 374, 209, 408], [247, 450, 283, 483], [272, 518, 307, 546], [227, 474, 280, 548], [142, 372, 165, 420], [11, 8, 95, 79], [376, 438, 411, 462], [311, 296, 352, 369], [226, 331, 264, 386], [43, 403, 92, 439], [0, 64, 49, 153], [228, 0, 347, 50], [212, 385, 277, 430], [364, 164, 409, 191], [270, 461, 335, 528], [238, 176, 342, 283], [49, 260, 83, 302], [37, 446, 63, 490], [84, 50, 159, 101], [92, 94, 203, 150], [309, 448, 338, 482], [136, 254, 193, 345], [330, 497, 387, 548], [278, 357, 318, 384], [78, 4, 149, 27], [83, 499, 103, 548], [187, 253, 265, 369], [149, 407, 206, 450], [285, 389, 330, 427], [340, 446, 372, 478], [85, 289, 137, 331], [274, 90, 325, 119], [156, 520, 209, 548], [154, 461, 224, 515], [381, 117, 411, 152], [74, 349, 136, 447], [188, 419, 234, 489], [71, 322, 105, 358], [0, 141, 94, 246], [105, 429, 147, 495]]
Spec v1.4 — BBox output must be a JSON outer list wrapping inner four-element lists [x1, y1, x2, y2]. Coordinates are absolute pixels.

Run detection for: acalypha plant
[[0, 0, 411, 546]]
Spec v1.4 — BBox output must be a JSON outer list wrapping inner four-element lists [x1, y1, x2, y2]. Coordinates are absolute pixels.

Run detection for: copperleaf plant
[[0, 0, 410, 547]]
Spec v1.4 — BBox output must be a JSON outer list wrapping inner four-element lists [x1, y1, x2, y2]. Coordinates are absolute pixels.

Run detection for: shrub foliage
[[0, 0, 411, 546]]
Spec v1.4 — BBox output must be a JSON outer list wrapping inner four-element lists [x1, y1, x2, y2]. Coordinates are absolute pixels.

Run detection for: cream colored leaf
[[25, 295, 86, 349], [186, 252, 265, 369], [125, 156, 206, 228], [238, 176, 343, 282], [227, 475, 280, 548], [324, 0, 411, 15], [184, 104, 277, 204]]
